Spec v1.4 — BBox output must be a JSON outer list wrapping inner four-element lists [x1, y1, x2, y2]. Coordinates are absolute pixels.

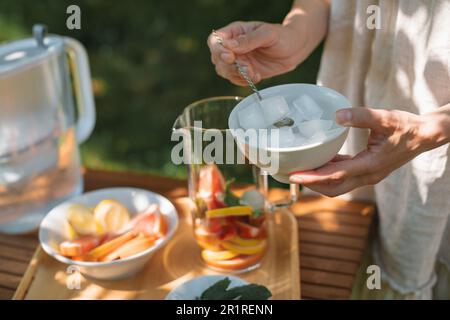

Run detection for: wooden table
[[0, 168, 375, 300]]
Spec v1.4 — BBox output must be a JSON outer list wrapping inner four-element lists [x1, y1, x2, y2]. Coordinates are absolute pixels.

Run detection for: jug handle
[[269, 184, 300, 210], [64, 37, 96, 144], [256, 169, 300, 211]]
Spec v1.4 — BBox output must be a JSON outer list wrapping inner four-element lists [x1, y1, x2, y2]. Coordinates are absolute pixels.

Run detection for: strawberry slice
[[218, 225, 237, 241], [235, 221, 263, 239], [198, 164, 225, 210]]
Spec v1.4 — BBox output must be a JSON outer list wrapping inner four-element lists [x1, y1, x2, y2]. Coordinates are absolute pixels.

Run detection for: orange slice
[[94, 199, 130, 233], [88, 231, 137, 260], [222, 239, 267, 255], [229, 236, 263, 247], [204, 251, 265, 271], [205, 206, 252, 218], [201, 249, 239, 262]]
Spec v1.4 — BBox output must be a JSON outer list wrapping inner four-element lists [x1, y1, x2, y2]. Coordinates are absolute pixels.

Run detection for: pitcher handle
[[255, 168, 300, 211], [64, 37, 96, 144], [270, 183, 300, 210]]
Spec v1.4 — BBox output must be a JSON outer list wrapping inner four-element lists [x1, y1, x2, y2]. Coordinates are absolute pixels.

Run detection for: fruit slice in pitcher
[[222, 239, 267, 255], [235, 221, 263, 239], [201, 249, 239, 262], [205, 206, 252, 218], [204, 251, 265, 271], [198, 164, 225, 210]]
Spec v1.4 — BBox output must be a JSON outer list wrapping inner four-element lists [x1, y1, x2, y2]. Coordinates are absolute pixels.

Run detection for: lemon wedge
[[66, 204, 98, 236], [222, 239, 267, 255], [205, 205, 252, 218], [64, 221, 78, 240], [94, 199, 130, 233], [201, 249, 240, 262]]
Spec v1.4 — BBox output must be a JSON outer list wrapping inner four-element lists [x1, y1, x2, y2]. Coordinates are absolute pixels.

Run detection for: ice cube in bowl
[[259, 95, 290, 126], [238, 102, 267, 130], [270, 127, 296, 148], [229, 84, 351, 183], [293, 94, 323, 120], [297, 119, 333, 138]]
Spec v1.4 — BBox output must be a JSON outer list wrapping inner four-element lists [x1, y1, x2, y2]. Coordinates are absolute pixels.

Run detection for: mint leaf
[[199, 278, 272, 300], [199, 278, 231, 300], [252, 208, 264, 218], [223, 179, 241, 207], [222, 284, 272, 300]]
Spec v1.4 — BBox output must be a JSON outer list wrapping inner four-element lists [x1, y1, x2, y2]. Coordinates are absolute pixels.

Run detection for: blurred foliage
[[0, 0, 322, 179]]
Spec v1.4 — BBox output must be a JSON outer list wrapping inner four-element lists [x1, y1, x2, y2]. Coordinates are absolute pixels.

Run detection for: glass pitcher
[[172, 97, 298, 272], [0, 25, 95, 233]]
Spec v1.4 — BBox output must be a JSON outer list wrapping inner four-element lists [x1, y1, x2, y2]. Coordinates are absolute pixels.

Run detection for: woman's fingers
[[214, 54, 259, 85], [335, 107, 394, 133], [303, 176, 365, 197], [214, 63, 246, 86], [330, 154, 353, 162], [289, 151, 375, 185]]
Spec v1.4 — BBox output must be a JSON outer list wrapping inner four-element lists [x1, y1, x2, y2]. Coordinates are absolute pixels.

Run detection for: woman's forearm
[[283, 0, 331, 61]]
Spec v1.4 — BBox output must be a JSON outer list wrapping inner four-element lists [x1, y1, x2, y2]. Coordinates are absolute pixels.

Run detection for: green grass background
[[0, 0, 322, 179]]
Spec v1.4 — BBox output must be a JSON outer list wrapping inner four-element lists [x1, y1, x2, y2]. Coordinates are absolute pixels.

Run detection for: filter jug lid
[[0, 24, 63, 75]]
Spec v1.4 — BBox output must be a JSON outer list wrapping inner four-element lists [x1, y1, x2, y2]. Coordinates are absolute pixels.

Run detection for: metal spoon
[[212, 30, 294, 128]]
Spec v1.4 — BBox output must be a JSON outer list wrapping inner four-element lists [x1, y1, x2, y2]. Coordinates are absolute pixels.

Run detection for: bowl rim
[[228, 83, 351, 152], [39, 187, 179, 267], [165, 275, 249, 300]]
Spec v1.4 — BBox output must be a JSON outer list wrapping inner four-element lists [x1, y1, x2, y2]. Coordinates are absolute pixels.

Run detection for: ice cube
[[259, 96, 290, 126], [269, 126, 295, 148], [293, 95, 323, 120], [238, 103, 267, 130], [297, 119, 333, 138], [288, 108, 305, 126]]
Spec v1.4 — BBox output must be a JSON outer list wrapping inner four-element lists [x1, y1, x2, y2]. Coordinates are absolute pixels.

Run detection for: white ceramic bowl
[[39, 187, 178, 280], [229, 83, 351, 183], [165, 275, 248, 300]]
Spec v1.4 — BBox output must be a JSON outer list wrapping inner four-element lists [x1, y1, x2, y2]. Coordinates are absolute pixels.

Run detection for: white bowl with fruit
[[39, 187, 178, 280]]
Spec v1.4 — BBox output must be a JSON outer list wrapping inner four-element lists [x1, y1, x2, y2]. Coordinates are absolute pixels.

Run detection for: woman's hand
[[207, 21, 307, 86], [207, 1, 330, 85], [289, 107, 446, 197]]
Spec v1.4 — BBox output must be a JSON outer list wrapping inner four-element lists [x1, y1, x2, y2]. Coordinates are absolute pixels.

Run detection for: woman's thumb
[[335, 107, 388, 132]]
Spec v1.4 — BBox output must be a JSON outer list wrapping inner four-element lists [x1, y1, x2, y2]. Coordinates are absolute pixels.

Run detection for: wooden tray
[[13, 198, 300, 300]]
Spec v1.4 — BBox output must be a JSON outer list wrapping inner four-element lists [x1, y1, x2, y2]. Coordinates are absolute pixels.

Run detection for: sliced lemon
[[64, 221, 78, 240], [222, 239, 267, 255], [66, 204, 97, 236], [94, 199, 130, 233], [229, 236, 263, 247], [205, 205, 252, 218], [201, 249, 240, 262]]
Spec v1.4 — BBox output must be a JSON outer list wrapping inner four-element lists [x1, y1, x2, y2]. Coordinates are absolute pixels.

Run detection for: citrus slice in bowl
[[94, 199, 130, 233], [66, 204, 99, 236]]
